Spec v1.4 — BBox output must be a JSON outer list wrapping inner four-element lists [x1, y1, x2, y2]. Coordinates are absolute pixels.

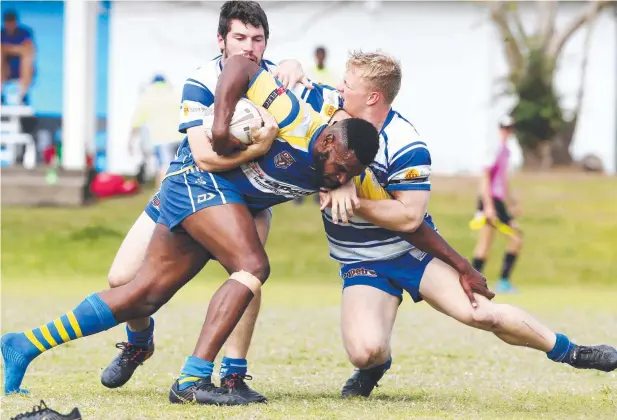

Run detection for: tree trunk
[[551, 134, 574, 166], [521, 141, 553, 170], [551, 119, 576, 166]]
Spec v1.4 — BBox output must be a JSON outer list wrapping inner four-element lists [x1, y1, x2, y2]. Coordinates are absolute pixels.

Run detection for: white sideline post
[[62, 0, 97, 170]]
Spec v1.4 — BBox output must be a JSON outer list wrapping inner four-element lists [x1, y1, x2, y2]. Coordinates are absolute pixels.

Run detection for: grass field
[[1, 174, 616, 419]]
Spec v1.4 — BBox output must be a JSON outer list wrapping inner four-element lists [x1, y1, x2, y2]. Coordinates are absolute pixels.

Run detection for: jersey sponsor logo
[[392, 167, 430, 184], [252, 177, 312, 197], [323, 104, 336, 118], [263, 85, 287, 109], [182, 101, 210, 117], [151, 193, 161, 209], [274, 151, 296, 169], [342, 267, 377, 279], [405, 169, 420, 179], [242, 162, 314, 197]]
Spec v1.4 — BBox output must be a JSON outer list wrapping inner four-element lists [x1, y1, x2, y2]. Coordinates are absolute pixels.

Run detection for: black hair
[[341, 118, 380, 166], [315, 46, 326, 55], [3, 10, 17, 22], [218, 1, 269, 41]]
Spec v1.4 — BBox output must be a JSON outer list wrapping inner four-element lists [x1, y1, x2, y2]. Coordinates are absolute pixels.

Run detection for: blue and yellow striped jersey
[[167, 68, 331, 212]]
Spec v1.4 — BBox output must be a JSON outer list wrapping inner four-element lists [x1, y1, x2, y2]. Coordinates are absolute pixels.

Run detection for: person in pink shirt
[[471, 116, 523, 293]]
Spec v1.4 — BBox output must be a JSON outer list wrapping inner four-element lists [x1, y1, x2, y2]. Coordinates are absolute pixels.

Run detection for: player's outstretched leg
[[102, 211, 158, 389], [217, 209, 272, 403], [1, 293, 119, 395], [169, 204, 270, 406], [340, 284, 399, 398], [2, 224, 209, 395], [419, 258, 617, 373]]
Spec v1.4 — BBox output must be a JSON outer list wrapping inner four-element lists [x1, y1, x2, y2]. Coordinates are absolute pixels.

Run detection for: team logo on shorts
[[274, 151, 296, 169], [197, 193, 216, 203], [151, 193, 160, 210], [182, 102, 189, 117], [342, 267, 377, 279]]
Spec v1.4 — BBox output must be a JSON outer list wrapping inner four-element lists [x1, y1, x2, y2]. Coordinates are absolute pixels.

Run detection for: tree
[[489, 1, 612, 169]]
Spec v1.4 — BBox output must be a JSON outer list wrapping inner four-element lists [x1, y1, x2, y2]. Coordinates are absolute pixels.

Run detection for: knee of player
[[107, 270, 130, 288], [238, 254, 271, 284], [470, 303, 501, 331], [348, 342, 389, 369], [512, 232, 524, 248]]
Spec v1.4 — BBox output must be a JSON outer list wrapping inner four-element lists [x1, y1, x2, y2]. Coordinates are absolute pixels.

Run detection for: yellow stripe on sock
[[67, 311, 83, 338], [40, 325, 58, 348], [53, 318, 70, 343], [178, 376, 202, 384], [24, 330, 46, 353]]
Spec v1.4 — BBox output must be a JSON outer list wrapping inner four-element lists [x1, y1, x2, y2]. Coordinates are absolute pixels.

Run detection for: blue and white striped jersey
[[179, 55, 278, 134], [322, 110, 434, 264]]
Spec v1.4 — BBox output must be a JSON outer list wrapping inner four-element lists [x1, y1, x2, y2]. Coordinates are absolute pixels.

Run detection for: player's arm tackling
[[356, 190, 429, 233]]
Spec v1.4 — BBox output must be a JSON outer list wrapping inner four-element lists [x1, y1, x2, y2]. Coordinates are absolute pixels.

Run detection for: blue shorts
[[340, 251, 434, 302], [158, 169, 246, 230], [144, 190, 161, 222]]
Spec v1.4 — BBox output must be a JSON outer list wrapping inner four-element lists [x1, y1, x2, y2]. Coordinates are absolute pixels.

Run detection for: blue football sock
[[547, 333, 576, 363], [177, 356, 214, 391], [126, 318, 155, 347], [220, 356, 248, 377], [1, 293, 118, 394]]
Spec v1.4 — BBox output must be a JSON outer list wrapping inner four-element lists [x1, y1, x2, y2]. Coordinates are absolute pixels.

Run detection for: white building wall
[[107, 1, 616, 175]]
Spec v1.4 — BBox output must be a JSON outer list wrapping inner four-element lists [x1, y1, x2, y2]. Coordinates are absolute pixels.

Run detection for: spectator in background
[[308, 46, 338, 87], [129, 75, 182, 187], [469, 115, 523, 294], [1, 10, 35, 105]]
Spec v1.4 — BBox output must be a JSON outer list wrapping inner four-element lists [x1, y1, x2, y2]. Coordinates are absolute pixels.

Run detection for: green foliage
[[511, 48, 565, 150]]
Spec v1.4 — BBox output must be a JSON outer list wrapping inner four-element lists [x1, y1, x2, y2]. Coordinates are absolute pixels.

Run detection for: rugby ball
[[203, 98, 263, 145]]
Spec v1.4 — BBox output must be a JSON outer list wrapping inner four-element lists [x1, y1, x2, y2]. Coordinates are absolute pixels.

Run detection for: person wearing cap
[[469, 115, 523, 293], [129, 74, 183, 187], [1, 10, 35, 105]]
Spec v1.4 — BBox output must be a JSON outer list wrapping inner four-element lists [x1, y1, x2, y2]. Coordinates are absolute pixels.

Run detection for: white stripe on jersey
[[389, 143, 428, 166], [185, 80, 209, 90], [183, 173, 196, 213], [324, 110, 433, 264], [328, 237, 411, 263], [207, 172, 227, 204], [326, 233, 404, 248]]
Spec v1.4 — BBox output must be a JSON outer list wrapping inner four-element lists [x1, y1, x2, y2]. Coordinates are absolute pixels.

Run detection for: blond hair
[[346, 50, 402, 105]]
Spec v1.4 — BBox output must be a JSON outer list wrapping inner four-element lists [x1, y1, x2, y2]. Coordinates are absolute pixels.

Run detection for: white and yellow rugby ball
[[203, 98, 263, 145]]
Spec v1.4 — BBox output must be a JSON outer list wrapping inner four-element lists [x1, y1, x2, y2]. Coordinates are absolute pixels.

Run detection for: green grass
[[1, 174, 617, 419]]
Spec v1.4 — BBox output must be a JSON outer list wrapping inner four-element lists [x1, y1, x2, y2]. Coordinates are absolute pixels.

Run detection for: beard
[[223, 45, 259, 63], [313, 151, 341, 189]]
